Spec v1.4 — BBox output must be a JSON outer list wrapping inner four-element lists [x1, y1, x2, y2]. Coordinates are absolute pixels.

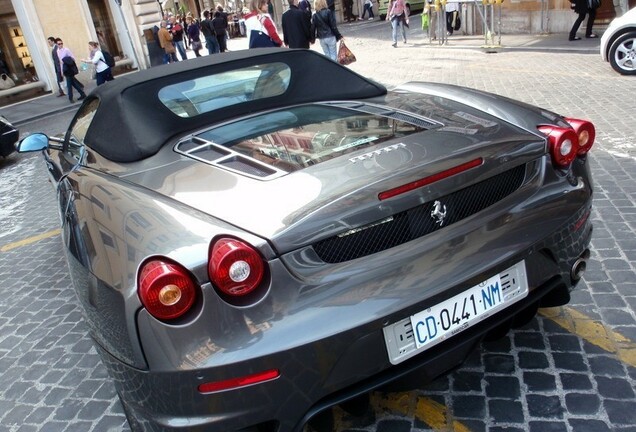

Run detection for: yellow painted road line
[[0, 229, 61, 252], [373, 391, 471, 432], [541, 306, 636, 368]]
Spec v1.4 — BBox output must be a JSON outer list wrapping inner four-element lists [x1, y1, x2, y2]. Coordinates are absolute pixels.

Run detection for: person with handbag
[[311, 0, 343, 60], [186, 16, 202, 57], [81, 41, 114, 86], [569, 0, 600, 41], [386, 0, 409, 47], [245, 0, 284, 48], [445, 1, 460, 36]]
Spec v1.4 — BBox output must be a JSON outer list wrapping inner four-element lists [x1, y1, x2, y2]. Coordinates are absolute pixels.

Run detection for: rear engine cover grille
[[313, 164, 526, 263]]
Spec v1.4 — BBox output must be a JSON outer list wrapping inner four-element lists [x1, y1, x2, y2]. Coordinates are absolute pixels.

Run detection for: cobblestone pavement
[[1, 18, 635, 432]]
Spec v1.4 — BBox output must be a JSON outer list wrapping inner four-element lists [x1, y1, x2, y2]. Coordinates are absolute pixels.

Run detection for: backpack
[[62, 57, 79, 77], [102, 50, 116, 68]]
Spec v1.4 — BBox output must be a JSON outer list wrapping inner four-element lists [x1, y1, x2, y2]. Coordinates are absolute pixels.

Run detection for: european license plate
[[383, 261, 528, 365]]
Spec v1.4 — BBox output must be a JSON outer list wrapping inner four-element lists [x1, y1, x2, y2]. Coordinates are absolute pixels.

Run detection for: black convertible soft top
[[84, 49, 387, 163]]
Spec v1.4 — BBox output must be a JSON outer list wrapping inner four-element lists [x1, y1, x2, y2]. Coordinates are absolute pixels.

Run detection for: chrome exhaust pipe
[[571, 256, 588, 282]]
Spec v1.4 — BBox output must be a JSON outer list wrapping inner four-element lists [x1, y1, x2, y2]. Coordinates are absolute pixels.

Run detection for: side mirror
[[17, 133, 49, 153]]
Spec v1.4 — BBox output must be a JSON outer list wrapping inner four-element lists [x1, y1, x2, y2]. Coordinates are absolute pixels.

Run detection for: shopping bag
[[249, 30, 279, 48], [421, 13, 429, 30], [337, 40, 356, 66]]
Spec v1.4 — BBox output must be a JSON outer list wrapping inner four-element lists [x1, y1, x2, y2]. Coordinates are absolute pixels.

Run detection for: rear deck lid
[[132, 99, 545, 253]]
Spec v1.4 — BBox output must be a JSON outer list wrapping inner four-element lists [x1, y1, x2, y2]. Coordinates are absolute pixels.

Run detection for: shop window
[[10, 27, 32, 70]]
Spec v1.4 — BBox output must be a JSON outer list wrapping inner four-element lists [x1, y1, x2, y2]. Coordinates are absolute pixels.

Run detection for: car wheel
[[609, 30, 636, 75]]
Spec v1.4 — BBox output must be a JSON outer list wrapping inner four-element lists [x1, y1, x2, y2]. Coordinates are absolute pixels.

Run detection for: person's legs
[[206, 37, 213, 55], [96, 71, 106, 86], [216, 35, 225, 52], [65, 77, 74, 101], [72, 78, 86, 98], [391, 18, 399, 46], [211, 37, 220, 53], [57, 80, 65, 96], [569, 11, 586, 39], [319, 36, 337, 60], [206, 36, 218, 54], [585, 8, 597, 37], [176, 41, 187, 60], [369, 5, 374, 18], [328, 37, 338, 60], [401, 19, 407, 42]]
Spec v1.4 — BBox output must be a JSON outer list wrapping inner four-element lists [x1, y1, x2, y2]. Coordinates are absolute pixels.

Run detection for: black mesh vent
[[313, 164, 527, 263]]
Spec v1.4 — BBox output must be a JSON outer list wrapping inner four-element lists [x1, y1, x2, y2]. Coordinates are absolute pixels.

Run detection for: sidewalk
[[0, 26, 600, 128]]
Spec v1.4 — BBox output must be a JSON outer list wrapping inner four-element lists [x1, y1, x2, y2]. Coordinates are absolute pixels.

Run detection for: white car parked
[[600, 7, 636, 75]]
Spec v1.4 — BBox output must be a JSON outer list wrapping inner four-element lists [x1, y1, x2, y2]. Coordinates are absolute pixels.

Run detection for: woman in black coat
[[569, 0, 599, 41]]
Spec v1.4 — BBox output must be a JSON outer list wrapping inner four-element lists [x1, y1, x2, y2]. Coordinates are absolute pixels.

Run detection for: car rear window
[[158, 63, 291, 117], [186, 104, 427, 173]]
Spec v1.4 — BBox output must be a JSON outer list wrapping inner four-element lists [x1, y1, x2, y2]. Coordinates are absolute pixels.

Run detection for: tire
[[608, 30, 636, 76]]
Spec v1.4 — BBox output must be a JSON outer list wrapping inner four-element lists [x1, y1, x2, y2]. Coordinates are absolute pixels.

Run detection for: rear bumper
[[100, 204, 592, 432]]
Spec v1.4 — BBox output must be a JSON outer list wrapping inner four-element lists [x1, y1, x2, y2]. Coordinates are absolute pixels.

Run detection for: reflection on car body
[[18, 49, 595, 432], [0, 115, 18, 158]]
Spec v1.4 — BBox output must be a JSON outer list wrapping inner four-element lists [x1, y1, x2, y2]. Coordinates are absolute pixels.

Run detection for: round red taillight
[[565, 117, 596, 155], [538, 125, 579, 169], [209, 238, 265, 296], [138, 259, 197, 321]]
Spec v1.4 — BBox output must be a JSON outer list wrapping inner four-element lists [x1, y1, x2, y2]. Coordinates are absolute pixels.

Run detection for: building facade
[[0, 0, 633, 107]]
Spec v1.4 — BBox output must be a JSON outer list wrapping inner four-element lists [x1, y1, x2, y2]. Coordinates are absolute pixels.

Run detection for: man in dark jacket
[[282, 0, 312, 49], [201, 10, 220, 54], [47, 36, 65, 97]]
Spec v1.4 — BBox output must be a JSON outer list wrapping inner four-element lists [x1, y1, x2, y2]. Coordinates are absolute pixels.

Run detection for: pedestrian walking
[[343, 0, 355, 22], [360, 0, 375, 20], [201, 10, 221, 54], [282, 0, 312, 49], [386, 0, 409, 47], [186, 16, 203, 57], [311, 0, 343, 60], [423, 0, 438, 40], [55, 39, 86, 103], [82, 41, 114, 86], [212, 11, 229, 52], [244, 0, 284, 48], [216, 6, 230, 46], [47, 36, 65, 97], [445, 1, 459, 36], [569, 0, 600, 41]]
